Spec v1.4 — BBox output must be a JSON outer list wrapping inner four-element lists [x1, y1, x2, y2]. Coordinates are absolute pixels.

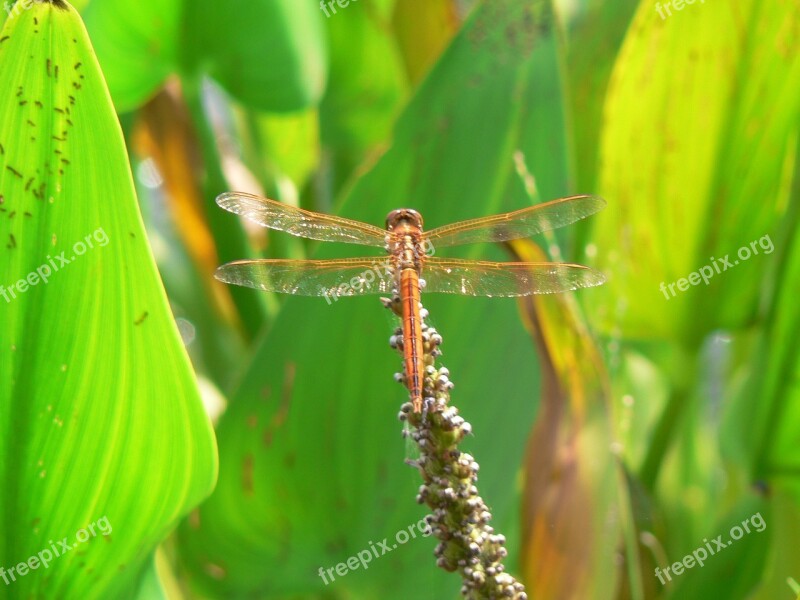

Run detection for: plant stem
[[386, 297, 527, 600]]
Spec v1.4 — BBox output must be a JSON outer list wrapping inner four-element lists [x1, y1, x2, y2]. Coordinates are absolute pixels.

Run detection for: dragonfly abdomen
[[400, 267, 424, 412]]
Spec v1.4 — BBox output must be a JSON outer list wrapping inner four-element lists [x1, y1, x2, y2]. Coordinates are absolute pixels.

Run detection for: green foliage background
[[0, 0, 798, 599]]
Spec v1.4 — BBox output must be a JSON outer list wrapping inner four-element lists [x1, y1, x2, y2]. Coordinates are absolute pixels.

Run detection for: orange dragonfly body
[[215, 193, 606, 412]]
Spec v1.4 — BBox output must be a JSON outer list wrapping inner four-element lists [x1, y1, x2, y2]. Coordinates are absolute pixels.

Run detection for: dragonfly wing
[[425, 195, 606, 248], [217, 192, 387, 247], [421, 257, 606, 296], [215, 258, 397, 297]]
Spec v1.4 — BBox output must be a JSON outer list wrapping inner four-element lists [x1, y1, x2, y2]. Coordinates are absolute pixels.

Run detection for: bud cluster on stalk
[[386, 299, 527, 600]]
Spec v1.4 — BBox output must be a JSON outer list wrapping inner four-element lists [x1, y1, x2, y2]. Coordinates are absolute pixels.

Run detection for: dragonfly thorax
[[385, 209, 427, 269]]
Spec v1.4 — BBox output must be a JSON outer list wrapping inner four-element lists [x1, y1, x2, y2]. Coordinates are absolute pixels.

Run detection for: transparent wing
[[421, 257, 605, 296], [217, 192, 387, 246], [425, 195, 605, 248], [214, 258, 396, 297]]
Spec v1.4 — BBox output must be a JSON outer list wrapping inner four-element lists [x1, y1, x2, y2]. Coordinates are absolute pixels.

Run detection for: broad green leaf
[[82, 0, 181, 112], [588, 0, 800, 343], [178, 1, 595, 597], [83, 0, 327, 113], [319, 0, 407, 196], [182, 0, 327, 112], [0, 2, 216, 597]]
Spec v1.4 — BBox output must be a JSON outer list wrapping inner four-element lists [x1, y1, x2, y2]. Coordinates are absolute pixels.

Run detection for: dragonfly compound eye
[[386, 208, 424, 230]]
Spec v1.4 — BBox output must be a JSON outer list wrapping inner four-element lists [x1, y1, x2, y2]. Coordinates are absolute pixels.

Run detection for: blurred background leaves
[[0, 0, 798, 598]]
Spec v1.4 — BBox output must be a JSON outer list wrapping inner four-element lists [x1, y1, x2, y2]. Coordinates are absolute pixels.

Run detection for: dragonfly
[[215, 192, 606, 413]]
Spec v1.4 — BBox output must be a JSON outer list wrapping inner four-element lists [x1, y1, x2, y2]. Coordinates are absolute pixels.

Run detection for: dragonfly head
[[386, 208, 423, 231]]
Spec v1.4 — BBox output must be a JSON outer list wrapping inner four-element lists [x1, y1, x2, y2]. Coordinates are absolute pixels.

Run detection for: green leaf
[[319, 0, 407, 195], [82, 0, 181, 112], [237, 106, 321, 200], [182, 0, 327, 112], [83, 0, 327, 114], [0, 2, 216, 596], [588, 0, 800, 343], [178, 1, 602, 597]]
